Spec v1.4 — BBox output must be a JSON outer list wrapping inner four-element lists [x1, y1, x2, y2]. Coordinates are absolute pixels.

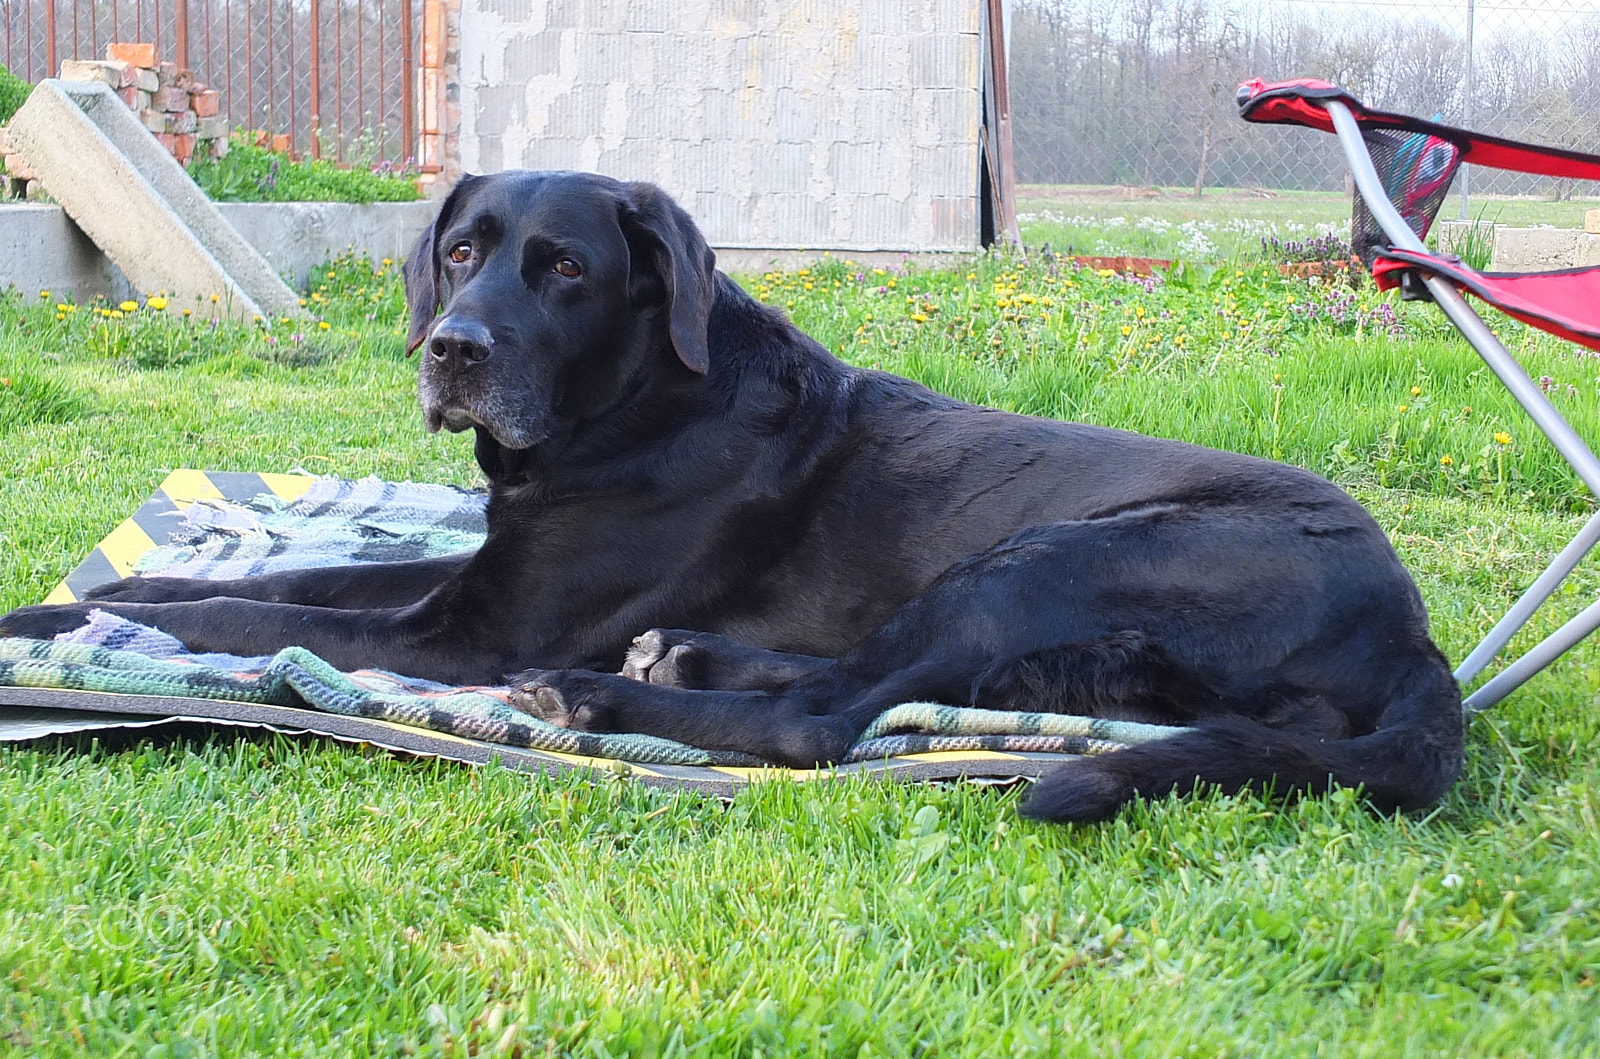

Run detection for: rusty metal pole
[[400, 0, 415, 163], [175, 0, 188, 68], [45, 0, 58, 78], [308, 0, 321, 158]]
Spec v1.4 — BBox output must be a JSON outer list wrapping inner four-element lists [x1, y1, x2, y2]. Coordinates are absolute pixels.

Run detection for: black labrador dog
[[0, 170, 1465, 822]]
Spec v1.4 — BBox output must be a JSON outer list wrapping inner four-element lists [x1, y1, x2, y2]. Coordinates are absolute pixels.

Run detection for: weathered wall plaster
[[457, 0, 981, 251]]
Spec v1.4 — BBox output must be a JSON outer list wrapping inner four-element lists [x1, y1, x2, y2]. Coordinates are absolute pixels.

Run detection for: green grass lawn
[[3, 245, 1600, 1056], [1018, 185, 1600, 263]]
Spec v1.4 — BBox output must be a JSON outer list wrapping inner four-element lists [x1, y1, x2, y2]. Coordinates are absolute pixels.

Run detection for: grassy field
[[1017, 185, 1600, 263], [4, 237, 1600, 1055]]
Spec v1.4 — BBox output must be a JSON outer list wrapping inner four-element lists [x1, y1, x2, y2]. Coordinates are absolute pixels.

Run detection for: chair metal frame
[[1321, 97, 1600, 713]]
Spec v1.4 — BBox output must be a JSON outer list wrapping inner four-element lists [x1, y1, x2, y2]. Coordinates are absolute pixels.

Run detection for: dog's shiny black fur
[[0, 171, 1465, 821]]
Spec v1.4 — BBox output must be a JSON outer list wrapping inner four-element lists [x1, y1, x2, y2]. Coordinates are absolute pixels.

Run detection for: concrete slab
[[0, 201, 436, 301], [1489, 228, 1600, 272], [6, 79, 301, 320]]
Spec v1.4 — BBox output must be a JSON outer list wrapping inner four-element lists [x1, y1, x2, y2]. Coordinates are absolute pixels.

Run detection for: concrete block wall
[[457, 0, 982, 252]]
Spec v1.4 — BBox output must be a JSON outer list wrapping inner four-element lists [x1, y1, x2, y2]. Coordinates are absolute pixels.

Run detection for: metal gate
[[3, 0, 430, 167]]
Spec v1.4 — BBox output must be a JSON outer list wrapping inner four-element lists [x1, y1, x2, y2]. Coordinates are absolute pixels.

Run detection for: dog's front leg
[[511, 669, 859, 768], [80, 554, 474, 608]]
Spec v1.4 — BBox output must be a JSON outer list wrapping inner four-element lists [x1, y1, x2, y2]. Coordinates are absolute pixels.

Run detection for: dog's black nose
[[429, 318, 494, 364]]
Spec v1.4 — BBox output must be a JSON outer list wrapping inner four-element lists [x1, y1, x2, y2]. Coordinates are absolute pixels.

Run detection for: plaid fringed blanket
[[0, 472, 1184, 781]]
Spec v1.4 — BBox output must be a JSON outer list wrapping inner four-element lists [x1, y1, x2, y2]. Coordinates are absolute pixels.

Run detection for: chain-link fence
[[2, 0, 419, 164], [1009, 0, 1600, 201]]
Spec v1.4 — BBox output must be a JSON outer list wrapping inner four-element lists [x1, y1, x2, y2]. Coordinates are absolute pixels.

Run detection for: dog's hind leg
[[970, 631, 1225, 726]]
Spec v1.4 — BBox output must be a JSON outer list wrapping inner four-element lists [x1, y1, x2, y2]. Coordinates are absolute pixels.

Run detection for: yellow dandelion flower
[[910, 313, 928, 323], [211, 294, 221, 303], [1096, 269, 1115, 278], [110, 310, 124, 318], [1440, 455, 1454, 466], [319, 321, 330, 331], [1410, 385, 1421, 396], [119, 300, 138, 312], [55, 312, 65, 321], [1494, 431, 1512, 445], [182, 308, 192, 317], [299, 298, 309, 307], [1398, 405, 1408, 413], [1120, 326, 1132, 336], [148, 297, 167, 311], [56, 303, 68, 312]]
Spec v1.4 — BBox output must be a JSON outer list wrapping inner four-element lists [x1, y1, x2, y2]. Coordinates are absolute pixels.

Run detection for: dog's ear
[[403, 174, 479, 356], [620, 182, 717, 375]]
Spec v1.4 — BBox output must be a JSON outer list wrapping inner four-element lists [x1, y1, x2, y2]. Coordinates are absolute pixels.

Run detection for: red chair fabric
[[1239, 77, 1600, 354]]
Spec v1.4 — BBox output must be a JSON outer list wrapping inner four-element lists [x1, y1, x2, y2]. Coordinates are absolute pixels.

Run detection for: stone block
[[59, 59, 131, 88], [191, 89, 221, 118], [173, 133, 195, 164], [156, 62, 178, 87], [1588, 209, 1599, 235], [151, 86, 188, 111], [504, 30, 564, 78], [7, 79, 301, 319], [270, 133, 292, 154], [169, 111, 197, 134], [117, 86, 153, 110], [106, 42, 157, 68], [1488, 227, 1600, 272], [5, 153, 36, 180], [474, 83, 526, 137], [141, 109, 178, 133], [196, 115, 230, 140], [132, 68, 159, 92]]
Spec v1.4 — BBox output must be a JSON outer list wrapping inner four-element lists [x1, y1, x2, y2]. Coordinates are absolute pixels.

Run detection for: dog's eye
[[553, 258, 582, 279], [448, 242, 473, 265]]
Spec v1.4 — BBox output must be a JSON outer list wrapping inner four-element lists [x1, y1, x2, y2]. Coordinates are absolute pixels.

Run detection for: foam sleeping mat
[[0, 470, 1181, 794]]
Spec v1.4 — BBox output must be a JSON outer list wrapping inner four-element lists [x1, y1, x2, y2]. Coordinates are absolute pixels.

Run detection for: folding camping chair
[[1237, 78, 1600, 714]]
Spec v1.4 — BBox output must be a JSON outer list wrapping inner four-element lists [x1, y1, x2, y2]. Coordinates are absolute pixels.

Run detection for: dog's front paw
[[508, 669, 618, 731], [620, 629, 706, 688], [0, 603, 96, 641]]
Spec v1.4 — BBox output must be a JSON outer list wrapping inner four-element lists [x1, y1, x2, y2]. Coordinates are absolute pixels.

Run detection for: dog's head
[[402, 171, 717, 451]]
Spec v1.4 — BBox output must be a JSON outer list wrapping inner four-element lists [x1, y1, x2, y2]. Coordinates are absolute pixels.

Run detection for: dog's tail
[[1018, 648, 1466, 823]]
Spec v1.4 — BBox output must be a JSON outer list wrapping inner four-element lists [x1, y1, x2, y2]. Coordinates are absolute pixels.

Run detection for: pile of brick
[[0, 128, 31, 199], [2, 43, 236, 198], [58, 42, 230, 165]]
